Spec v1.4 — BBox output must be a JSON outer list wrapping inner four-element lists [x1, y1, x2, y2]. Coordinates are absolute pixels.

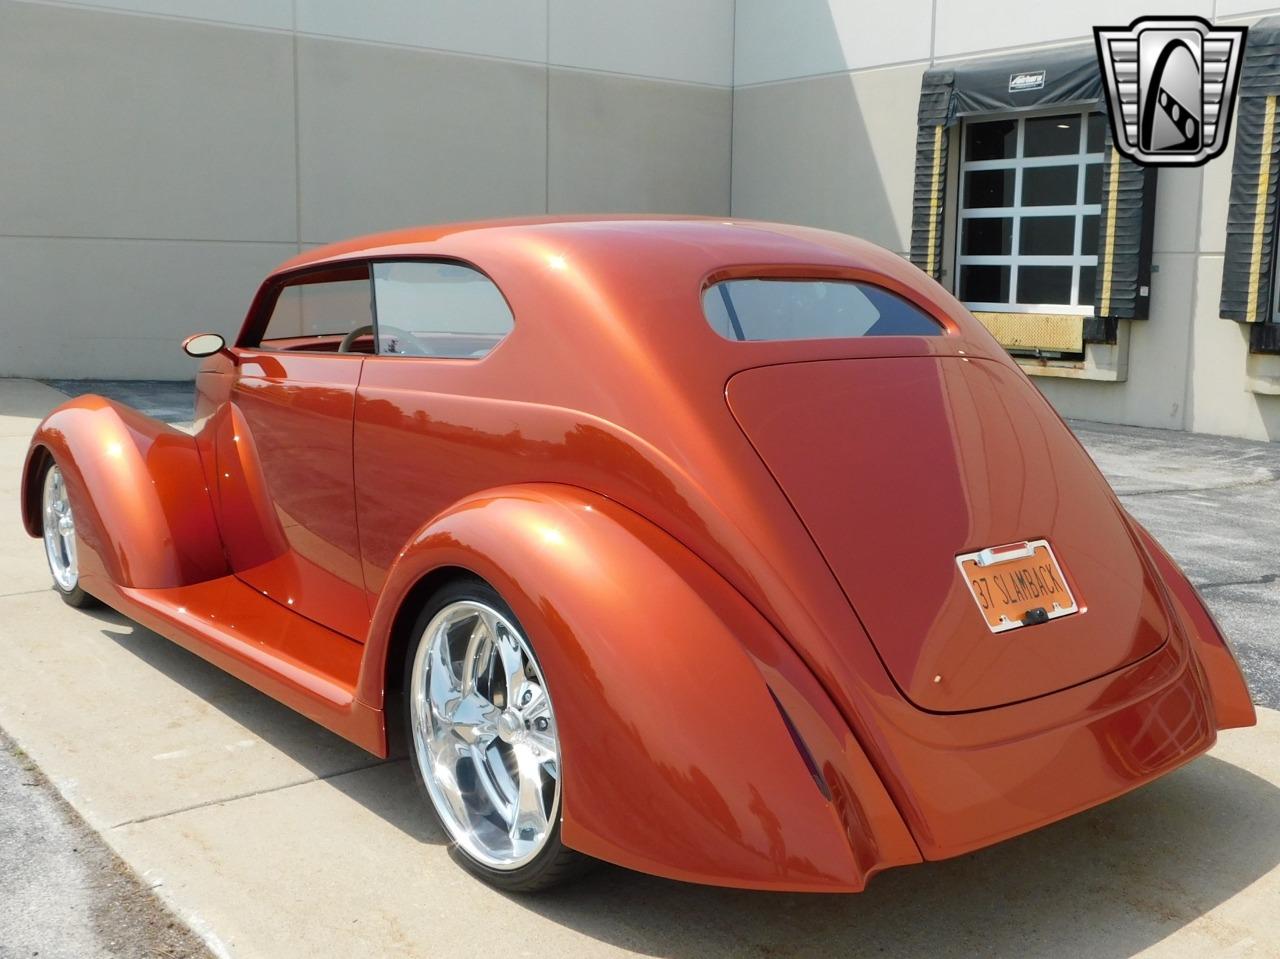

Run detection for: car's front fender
[[21, 396, 227, 591], [359, 483, 920, 891]]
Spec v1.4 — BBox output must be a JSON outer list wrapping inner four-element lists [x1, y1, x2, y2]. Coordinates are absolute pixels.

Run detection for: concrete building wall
[[730, 0, 1280, 441], [0, 0, 733, 379], [4, 0, 1280, 441], [731, 65, 924, 255]]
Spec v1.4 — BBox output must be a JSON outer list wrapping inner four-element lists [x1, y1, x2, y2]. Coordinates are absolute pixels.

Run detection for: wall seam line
[[21, 0, 736, 86], [291, 0, 302, 254], [735, 56, 932, 90], [737, 32, 1150, 91], [545, 0, 551, 214], [728, 0, 736, 216], [11, 0, 293, 35], [1183, 168, 1211, 432], [0, 234, 299, 245], [930, 0, 938, 64]]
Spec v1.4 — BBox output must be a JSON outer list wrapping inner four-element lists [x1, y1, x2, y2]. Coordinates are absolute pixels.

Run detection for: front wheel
[[40, 461, 100, 609], [403, 578, 590, 891]]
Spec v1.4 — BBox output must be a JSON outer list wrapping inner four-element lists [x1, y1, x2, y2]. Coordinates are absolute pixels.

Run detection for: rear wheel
[[41, 461, 99, 609], [403, 578, 590, 891]]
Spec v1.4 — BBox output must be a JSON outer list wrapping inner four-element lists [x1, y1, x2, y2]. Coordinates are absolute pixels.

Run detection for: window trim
[[955, 106, 1104, 317]]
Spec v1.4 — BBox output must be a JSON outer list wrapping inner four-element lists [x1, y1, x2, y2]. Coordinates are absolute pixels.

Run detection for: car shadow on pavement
[[87, 606, 445, 846], [512, 753, 1280, 958]]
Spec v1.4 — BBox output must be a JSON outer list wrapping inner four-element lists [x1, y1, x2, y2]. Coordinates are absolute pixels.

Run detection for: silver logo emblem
[[1094, 16, 1247, 166]]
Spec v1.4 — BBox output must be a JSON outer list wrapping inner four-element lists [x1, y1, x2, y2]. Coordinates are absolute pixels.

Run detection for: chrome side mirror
[[182, 332, 227, 358]]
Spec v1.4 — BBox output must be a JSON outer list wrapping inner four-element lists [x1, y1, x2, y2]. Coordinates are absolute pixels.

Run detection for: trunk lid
[[727, 356, 1169, 712]]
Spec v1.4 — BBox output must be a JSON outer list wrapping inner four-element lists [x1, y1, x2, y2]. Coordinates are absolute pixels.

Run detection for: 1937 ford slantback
[[22, 217, 1255, 891]]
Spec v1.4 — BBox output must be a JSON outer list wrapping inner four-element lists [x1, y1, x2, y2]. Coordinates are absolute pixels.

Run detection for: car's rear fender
[[21, 396, 228, 591], [1128, 516, 1257, 730], [359, 483, 921, 891]]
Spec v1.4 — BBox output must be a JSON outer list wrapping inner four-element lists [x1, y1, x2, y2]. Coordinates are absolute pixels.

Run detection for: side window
[[258, 266, 374, 353], [372, 261, 514, 359]]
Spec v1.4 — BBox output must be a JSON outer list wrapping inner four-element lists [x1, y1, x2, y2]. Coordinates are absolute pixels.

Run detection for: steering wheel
[[338, 323, 429, 356]]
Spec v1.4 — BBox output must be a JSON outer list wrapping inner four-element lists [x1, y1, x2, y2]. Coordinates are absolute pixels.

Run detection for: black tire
[[402, 576, 592, 892], [55, 577, 101, 609], [39, 458, 101, 609]]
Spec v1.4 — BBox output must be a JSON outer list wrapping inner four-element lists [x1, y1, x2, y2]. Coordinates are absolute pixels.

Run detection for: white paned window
[[956, 110, 1106, 315]]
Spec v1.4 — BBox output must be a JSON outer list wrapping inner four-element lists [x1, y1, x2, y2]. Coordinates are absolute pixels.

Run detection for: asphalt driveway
[[1072, 419, 1280, 710], [1, 377, 1278, 959], [0, 728, 213, 959]]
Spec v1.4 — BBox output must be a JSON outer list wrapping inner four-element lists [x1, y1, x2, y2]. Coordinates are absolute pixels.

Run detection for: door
[[352, 259, 518, 604], [216, 264, 375, 640]]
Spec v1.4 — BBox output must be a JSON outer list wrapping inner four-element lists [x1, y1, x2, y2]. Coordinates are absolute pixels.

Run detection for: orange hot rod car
[[22, 217, 1255, 892]]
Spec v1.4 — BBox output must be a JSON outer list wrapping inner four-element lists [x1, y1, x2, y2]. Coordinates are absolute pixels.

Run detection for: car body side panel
[[217, 351, 370, 640], [192, 366, 233, 530], [21, 396, 227, 591], [1130, 518, 1257, 730], [357, 484, 922, 891]]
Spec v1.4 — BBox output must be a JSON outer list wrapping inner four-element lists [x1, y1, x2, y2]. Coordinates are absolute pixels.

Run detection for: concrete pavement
[[2, 377, 1279, 958]]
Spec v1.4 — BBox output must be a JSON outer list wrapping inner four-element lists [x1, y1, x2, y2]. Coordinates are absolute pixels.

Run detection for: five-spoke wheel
[[404, 580, 587, 890], [41, 461, 97, 608]]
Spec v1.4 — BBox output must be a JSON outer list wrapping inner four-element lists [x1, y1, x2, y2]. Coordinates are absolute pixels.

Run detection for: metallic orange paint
[[216, 351, 370, 639], [358, 484, 921, 890], [22, 396, 227, 589], [1131, 519, 1257, 730], [99, 575, 383, 756], [21, 216, 1256, 892], [727, 355, 1170, 712]]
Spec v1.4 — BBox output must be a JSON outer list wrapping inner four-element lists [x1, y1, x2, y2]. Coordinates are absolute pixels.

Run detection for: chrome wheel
[[42, 464, 78, 592], [409, 600, 561, 871]]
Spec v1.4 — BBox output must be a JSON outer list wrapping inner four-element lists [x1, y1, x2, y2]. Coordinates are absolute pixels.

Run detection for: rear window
[[703, 279, 943, 342]]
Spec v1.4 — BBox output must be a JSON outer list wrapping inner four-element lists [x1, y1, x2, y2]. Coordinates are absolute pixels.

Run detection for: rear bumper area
[[882, 636, 1217, 861], [840, 513, 1255, 866]]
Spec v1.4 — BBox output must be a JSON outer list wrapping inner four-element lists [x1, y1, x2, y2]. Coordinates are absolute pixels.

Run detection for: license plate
[[956, 539, 1078, 633]]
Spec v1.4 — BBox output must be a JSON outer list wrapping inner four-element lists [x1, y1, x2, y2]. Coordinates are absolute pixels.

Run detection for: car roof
[[243, 215, 1000, 415], [258, 215, 996, 366], [271, 215, 896, 277]]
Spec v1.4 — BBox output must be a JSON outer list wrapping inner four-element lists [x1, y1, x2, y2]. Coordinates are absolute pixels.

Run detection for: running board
[[93, 574, 386, 756]]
